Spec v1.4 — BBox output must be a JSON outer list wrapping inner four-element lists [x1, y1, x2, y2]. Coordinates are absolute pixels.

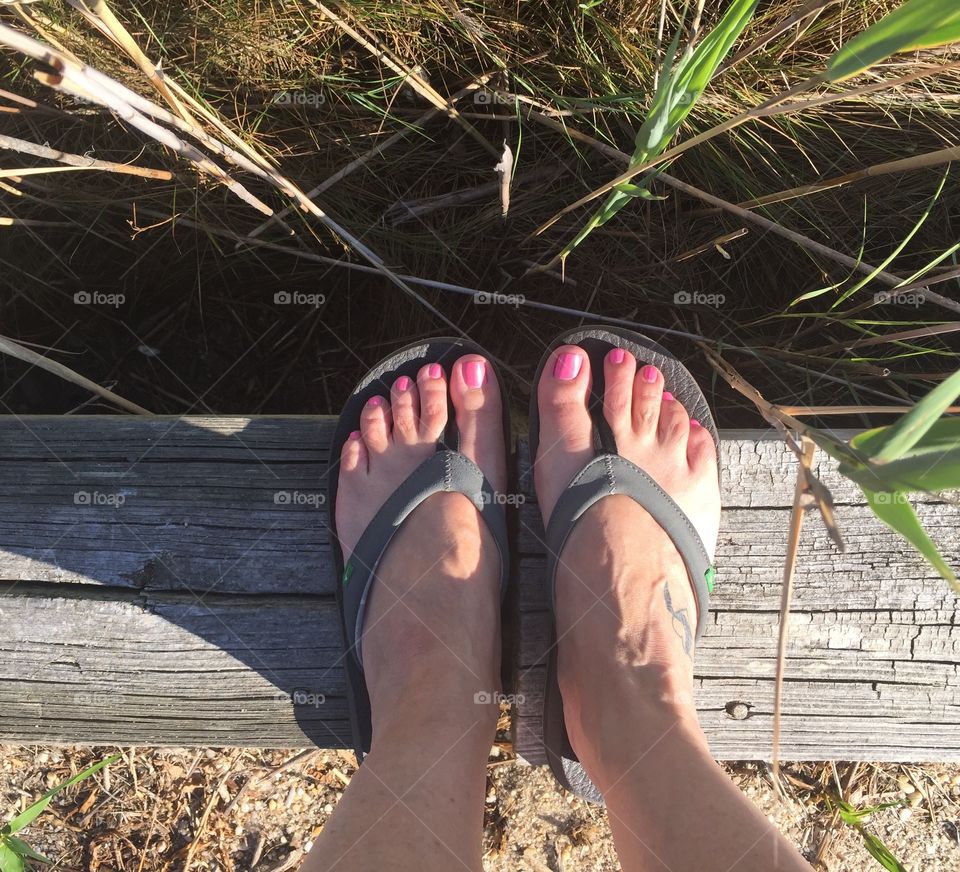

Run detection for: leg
[[303, 356, 506, 872], [534, 345, 812, 872]]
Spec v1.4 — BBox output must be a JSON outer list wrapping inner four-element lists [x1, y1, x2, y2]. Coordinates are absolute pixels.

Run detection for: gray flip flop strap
[[341, 449, 509, 670], [545, 453, 715, 640]]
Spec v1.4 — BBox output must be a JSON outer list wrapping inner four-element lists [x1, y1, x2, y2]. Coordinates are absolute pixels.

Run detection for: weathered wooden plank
[[1, 416, 958, 760], [1, 592, 349, 746], [511, 434, 960, 763], [1, 417, 333, 595]]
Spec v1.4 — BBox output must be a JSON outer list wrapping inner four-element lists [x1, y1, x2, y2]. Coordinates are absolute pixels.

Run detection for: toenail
[[349, 430, 362, 440], [427, 363, 443, 379], [691, 419, 701, 428], [610, 348, 626, 364], [641, 364, 658, 383], [396, 376, 411, 392], [463, 360, 486, 389], [367, 395, 383, 407], [553, 352, 583, 380], [662, 391, 674, 401]]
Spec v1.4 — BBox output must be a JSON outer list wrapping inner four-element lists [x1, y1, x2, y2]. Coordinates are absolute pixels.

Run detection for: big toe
[[449, 355, 507, 495], [533, 345, 595, 525]]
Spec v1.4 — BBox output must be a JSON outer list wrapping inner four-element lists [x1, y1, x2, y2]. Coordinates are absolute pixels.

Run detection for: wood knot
[[725, 701, 751, 720]]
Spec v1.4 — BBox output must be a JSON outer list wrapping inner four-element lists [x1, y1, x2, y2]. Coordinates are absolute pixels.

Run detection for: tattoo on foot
[[663, 584, 693, 659]]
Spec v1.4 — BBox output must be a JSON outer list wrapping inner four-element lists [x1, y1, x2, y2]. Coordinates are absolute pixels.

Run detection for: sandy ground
[[2, 745, 959, 870]]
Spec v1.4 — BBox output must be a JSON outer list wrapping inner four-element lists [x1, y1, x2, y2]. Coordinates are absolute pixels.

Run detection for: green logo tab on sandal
[[705, 565, 716, 594], [342, 563, 354, 588]]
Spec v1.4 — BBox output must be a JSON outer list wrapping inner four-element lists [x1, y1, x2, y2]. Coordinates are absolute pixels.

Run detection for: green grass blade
[[831, 169, 948, 309], [827, 0, 960, 83], [0, 843, 24, 872], [2, 755, 119, 836], [858, 829, 909, 872], [561, 0, 758, 259], [3, 838, 51, 866], [867, 369, 960, 462], [852, 418, 960, 457], [855, 447, 960, 492], [862, 488, 958, 590]]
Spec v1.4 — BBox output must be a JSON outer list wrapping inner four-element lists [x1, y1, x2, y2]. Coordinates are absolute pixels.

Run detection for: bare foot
[[335, 355, 508, 734], [532, 344, 721, 785]]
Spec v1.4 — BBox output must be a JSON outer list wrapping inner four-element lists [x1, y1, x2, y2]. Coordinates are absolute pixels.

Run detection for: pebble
[[323, 803, 333, 814], [909, 792, 923, 807], [899, 808, 913, 822]]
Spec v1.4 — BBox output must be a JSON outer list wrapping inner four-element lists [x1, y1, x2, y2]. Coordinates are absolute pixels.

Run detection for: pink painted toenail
[[610, 347, 625, 364], [367, 395, 383, 407], [427, 363, 443, 379], [553, 352, 582, 380], [396, 376, 411, 392], [349, 430, 362, 440], [641, 365, 658, 383], [463, 360, 486, 389], [662, 391, 674, 401], [691, 419, 701, 428]]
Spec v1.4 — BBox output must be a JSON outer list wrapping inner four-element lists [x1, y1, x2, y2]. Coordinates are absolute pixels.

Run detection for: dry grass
[[0, 0, 958, 422]]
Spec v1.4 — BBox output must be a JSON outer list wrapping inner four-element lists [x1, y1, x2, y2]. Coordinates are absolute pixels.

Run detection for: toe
[[537, 345, 594, 454], [534, 345, 595, 524], [390, 375, 420, 445], [450, 354, 506, 493], [417, 362, 449, 441], [632, 363, 664, 435], [340, 429, 367, 474], [687, 419, 718, 474], [360, 394, 391, 453], [656, 390, 690, 449], [602, 346, 637, 442]]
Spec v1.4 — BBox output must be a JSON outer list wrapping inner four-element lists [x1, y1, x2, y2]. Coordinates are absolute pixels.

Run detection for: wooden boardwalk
[[2, 416, 958, 760]]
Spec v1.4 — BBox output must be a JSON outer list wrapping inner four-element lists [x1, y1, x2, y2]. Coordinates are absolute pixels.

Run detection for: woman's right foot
[[532, 344, 722, 788]]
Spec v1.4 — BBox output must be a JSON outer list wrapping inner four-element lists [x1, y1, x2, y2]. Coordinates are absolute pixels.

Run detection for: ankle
[[561, 678, 706, 791], [369, 668, 501, 750]]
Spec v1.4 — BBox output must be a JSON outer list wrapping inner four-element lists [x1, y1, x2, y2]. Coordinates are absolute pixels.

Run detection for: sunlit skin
[[306, 348, 812, 872]]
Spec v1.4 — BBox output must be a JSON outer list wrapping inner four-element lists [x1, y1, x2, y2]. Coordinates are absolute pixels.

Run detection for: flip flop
[[328, 338, 511, 761], [529, 326, 720, 804]]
